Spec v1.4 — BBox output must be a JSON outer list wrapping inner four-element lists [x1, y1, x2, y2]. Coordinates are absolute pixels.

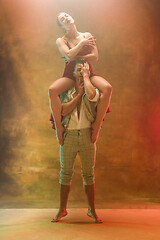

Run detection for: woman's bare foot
[[51, 209, 68, 222], [87, 208, 103, 223], [56, 125, 65, 146]]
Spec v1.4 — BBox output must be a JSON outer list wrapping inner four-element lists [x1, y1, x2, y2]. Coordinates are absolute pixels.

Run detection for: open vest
[[60, 87, 99, 129]]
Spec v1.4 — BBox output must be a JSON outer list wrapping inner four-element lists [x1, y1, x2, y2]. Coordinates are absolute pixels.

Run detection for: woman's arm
[[77, 32, 99, 61], [56, 36, 96, 61], [77, 51, 98, 62]]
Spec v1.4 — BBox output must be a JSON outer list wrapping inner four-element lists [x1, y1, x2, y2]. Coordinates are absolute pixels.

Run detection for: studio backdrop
[[0, 0, 160, 208]]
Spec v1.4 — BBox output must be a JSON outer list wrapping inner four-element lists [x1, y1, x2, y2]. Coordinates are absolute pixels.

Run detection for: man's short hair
[[74, 59, 86, 73], [75, 58, 86, 65]]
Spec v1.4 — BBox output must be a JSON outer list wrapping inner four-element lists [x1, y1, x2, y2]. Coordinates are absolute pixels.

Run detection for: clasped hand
[[81, 35, 96, 47]]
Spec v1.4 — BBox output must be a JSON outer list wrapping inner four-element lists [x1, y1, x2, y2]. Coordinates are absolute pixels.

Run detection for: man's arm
[[81, 63, 96, 100], [61, 80, 84, 116], [61, 93, 80, 116]]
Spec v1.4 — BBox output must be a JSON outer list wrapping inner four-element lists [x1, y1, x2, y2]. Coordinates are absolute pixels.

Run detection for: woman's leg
[[90, 76, 113, 143], [48, 77, 74, 145]]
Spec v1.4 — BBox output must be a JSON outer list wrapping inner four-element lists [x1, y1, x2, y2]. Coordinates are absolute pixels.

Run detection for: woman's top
[[62, 42, 96, 80]]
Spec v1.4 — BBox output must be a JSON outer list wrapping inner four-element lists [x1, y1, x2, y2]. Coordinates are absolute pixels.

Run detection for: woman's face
[[57, 12, 74, 29]]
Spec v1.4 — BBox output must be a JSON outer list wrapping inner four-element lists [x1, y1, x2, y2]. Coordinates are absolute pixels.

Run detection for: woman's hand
[[80, 36, 96, 47]]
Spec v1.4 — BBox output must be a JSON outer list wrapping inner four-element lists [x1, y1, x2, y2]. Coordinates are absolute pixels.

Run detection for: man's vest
[[60, 87, 99, 129]]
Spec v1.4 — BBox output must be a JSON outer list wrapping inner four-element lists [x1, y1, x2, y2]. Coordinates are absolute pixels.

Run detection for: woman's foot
[[87, 208, 103, 223], [51, 209, 68, 222]]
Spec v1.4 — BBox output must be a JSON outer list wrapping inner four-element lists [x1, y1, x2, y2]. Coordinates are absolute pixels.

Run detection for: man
[[51, 60, 103, 223]]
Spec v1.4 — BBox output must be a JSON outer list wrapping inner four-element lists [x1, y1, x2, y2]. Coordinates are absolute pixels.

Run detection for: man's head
[[73, 59, 89, 82]]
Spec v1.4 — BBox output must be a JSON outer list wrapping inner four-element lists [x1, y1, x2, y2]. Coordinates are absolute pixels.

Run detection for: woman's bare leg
[[48, 77, 74, 145], [90, 76, 113, 143]]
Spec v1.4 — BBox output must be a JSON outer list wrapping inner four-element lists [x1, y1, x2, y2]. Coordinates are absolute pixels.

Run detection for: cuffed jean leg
[[78, 128, 96, 185], [59, 130, 78, 185]]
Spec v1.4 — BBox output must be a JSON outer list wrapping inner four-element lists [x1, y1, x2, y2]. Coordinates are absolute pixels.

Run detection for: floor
[[0, 208, 160, 240]]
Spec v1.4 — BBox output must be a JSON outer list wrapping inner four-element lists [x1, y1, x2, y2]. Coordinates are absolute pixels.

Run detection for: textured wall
[[0, 0, 160, 208]]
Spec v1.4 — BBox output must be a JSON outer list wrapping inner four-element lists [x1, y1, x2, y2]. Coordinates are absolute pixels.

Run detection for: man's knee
[[82, 172, 95, 185], [59, 168, 74, 185]]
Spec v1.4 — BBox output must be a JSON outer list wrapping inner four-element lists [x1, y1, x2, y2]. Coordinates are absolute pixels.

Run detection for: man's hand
[[77, 78, 84, 96], [80, 62, 90, 78], [81, 62, 96, 100]]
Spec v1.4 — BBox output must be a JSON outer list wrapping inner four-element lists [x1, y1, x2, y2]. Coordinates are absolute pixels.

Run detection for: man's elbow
[[61, 107, 67, 117], [88, 90, 96, 100], [61, 111, 66, 117], [61, 106, 69, 117]]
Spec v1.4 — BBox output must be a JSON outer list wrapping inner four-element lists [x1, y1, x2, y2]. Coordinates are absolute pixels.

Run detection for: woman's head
[[57, 12, 74, 30]]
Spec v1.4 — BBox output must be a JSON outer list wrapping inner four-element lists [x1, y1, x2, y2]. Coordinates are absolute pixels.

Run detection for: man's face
[[74, 64, 83, 82]]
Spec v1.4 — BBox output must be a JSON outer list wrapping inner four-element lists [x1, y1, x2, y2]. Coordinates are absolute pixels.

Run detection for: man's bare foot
[[87, 209, 103, 223], [91, 121, 101, 143], [51, 209, 68, 222], [56, 125, 65, 146]]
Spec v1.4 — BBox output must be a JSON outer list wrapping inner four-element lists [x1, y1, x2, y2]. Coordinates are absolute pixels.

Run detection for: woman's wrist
[[80, 39, 85, 47], [80, 39, 89, 49]]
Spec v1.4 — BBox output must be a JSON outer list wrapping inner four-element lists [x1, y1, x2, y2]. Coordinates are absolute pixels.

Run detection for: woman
[[49, 12, 112, 145]]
